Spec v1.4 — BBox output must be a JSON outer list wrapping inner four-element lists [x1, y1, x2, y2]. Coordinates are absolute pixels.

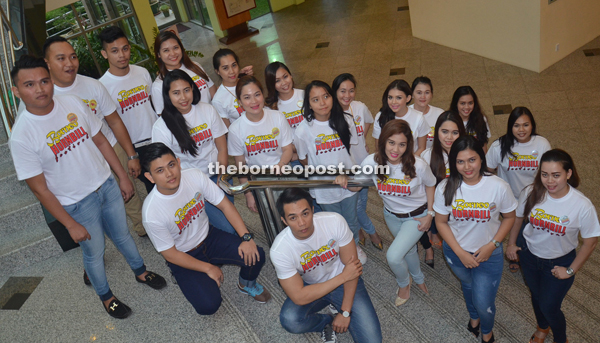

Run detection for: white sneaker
[[357, 245, 367, 265], [328, 304, 338, 316], [321, 323, 337, 342]]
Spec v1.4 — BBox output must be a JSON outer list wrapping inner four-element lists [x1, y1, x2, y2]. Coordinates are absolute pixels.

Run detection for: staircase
[[0, 118, 63, 275]]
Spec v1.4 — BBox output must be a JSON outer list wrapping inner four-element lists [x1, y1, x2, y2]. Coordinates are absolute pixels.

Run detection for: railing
[[219, 174, 374, 245], [0, 0, 23, 138]]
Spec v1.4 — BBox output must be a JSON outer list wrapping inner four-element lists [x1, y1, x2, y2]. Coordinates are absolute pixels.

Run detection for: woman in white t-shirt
[[152, 31, 215, 114], [353, 120, 435, 306], [331, 73, 383, 251], [151, 70, 235, 235], [228, 76, 294, 213], [450, 86, 491, 152], [372, 79, 429, 156], [505, 150, 599, 343], [486, 107, 551, 273], [434, 136, 517, 343], [295, 80, 367, 263], [419, 111, 466, 266], [212, 49, 253, 128], [264, 62, 305, 166], [410, 76, 445, 150]]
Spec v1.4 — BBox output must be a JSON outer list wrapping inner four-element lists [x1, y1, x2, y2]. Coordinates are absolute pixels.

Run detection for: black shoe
[[104, 298, 132, 319], [482, 333, 495, 343], [83, 270, 91, 286], [467, 320, 480, 338], [136, 271, 167, 290], [425, 249, 434, 268]]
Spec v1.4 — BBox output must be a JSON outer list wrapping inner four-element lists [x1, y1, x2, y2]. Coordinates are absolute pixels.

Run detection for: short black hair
[[276, 188, 314, 218], [11, 55, 49, 84], [42, 36, 69, 58], [98, 26, 128, 49], [141, 142, 177, 172]]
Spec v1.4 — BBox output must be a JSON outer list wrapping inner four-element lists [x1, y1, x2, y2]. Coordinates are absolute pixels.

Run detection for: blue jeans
[[443, 241, 503, 335], [63, 176, 146, 301], [383, 209, 426, 287], [167, 226, 265, 315], [520, 248, 576, 343], [279, 278, 382, 343], [356, 187, 376, 235], [206, 174, 236, 234], [320, 193, 360, 243]]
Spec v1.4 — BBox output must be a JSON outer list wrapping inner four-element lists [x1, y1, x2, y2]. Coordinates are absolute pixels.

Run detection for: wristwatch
[[341, 310, 351, 318], [427, 210, 435, 218], [241, 233, 254, 242], [128, 153, 139, 160], [491, 239, 501, 248], [566, 267, 574, 276]]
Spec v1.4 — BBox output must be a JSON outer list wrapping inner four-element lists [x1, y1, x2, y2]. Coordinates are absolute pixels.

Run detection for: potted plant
[[150, 0, 160, 15], [160, 4, 171, 17]]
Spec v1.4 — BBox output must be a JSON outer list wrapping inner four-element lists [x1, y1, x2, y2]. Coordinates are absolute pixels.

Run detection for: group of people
[[8, 24, 599, 343]]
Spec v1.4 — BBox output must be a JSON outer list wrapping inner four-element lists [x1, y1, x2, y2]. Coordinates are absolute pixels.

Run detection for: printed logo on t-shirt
[[117, 84, 150, 113], [233, 99, 244, 116], [189, 123, 213, 146], [354, 116, 365, 137], [427, 126, 434, 143], [315, 133, 345, 155], [283, 109, 304, 128], [81, 99, 98, 114], [175, 193, 206, 234], [245, 128, 280, 156], [529, 208, 567, 236], [377, 178, 411, 196], [507, 151, 539, 171], [300, 239, 339, 273], [451, 199, 491, 222], [191, 75, 208, 91], [46, 113, 90, 162]]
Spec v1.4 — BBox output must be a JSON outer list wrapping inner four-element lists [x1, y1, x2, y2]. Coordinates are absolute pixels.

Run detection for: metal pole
[[70, 4, 103, 76]]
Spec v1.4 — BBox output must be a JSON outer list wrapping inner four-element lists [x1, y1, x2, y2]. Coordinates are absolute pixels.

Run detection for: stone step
[[0, 142, 15, 180]]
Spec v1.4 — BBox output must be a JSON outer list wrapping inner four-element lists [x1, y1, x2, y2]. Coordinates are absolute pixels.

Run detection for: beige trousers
[[112, 142, 146, 236]]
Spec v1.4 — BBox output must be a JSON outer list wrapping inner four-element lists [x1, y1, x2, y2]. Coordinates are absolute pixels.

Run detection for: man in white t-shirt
[[97, 26, 158, 193], [141, 143, 271, 315], [9, 56, 166, 320], [42, 35, 146, 237], [271, 188, 381, 343]]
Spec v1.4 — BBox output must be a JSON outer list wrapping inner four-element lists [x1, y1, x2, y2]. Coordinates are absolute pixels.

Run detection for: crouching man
[[270, 188, 382, 343], [141, 143, 271, 315]]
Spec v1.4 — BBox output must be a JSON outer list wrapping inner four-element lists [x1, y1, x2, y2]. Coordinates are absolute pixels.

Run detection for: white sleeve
[[486, 140, 501, 169], [358, 102, 374, 124], [9, 137, 43, 180], [497, 179, 518, 213], [97, 83, 118, 116], [418, 159, 437, 187], [334, 214, 354, 248], [197, 169, 226, 205], [151, 121, 174, 147], [270, 247, 298, 280], [433, 180, 450, 214], [294, 127, 309, 160], [579, 202, 600, 239], [144, 219, 176, 252], [212, 98, 228, 120], [278, 113, 294, 147], [209, 105, 228, 138], [151, 80, 165, 115], [227, 124, 246, 157], [194, 62, 215, 88], [372, 113, 382, 139], [416, 116, 430, 137], [515, 186, 531, 218], [485, 117, 492, 138], [356, 155, 375, 180], [347, 114, 358, 145]]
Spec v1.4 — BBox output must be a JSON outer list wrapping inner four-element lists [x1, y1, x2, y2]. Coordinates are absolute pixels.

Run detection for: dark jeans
[[419, 232, 432, 250], [134, 144, 155, 193], [167, 226, 266, 315], [519, 248, 576, 343]]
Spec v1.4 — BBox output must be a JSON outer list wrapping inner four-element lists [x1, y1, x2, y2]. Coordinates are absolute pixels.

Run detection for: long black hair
[[302, 80, 352, 152], [377, 79, 413, 130], [498, 106, 538, 162], [430, 111, 466, 185], [450, 86, 488, 146], [161, 69, 202, 156], [443, 136, 490, 206], [264, 61, 293, 110]]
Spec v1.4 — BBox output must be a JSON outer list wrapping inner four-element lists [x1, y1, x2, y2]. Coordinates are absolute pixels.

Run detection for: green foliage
[[160, 4, 170, 11]]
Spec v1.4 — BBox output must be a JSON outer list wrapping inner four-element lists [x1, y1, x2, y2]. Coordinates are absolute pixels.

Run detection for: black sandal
[[467, 320, 480, 338]]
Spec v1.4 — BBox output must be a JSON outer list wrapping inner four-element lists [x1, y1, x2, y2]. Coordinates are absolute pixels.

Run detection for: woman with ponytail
[[506, 149, 599, 343], [151, 70, 234, 234]]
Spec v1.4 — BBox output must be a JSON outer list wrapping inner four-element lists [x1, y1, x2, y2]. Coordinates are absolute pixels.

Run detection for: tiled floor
[[2, 0, 600, 342]]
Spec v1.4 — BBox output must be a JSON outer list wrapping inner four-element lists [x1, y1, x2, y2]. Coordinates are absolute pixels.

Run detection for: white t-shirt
[[486, 135, 551, 199], [433, 175, 518, 253], [9, 95, 110, 205], [421, 148, 450, 178], [152, 103, 228, 175], [151, 62, 215, 114], [228, 108, 294, 167], [517, 186, 600, 259], [99, 65, 157, 144], [294, 115, 358, 204], [212, 84, 245, 124], [409, 104, 444, 149], [372, 107, 430, 152], [270, 212, 353, 284], [54, 74, 117, 146], [278, 88, 305, 130], [463, 117, 492, 139], [348, 101, 374, 164], [358, 154, 436, 212], [142, 168, 226, 253]]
